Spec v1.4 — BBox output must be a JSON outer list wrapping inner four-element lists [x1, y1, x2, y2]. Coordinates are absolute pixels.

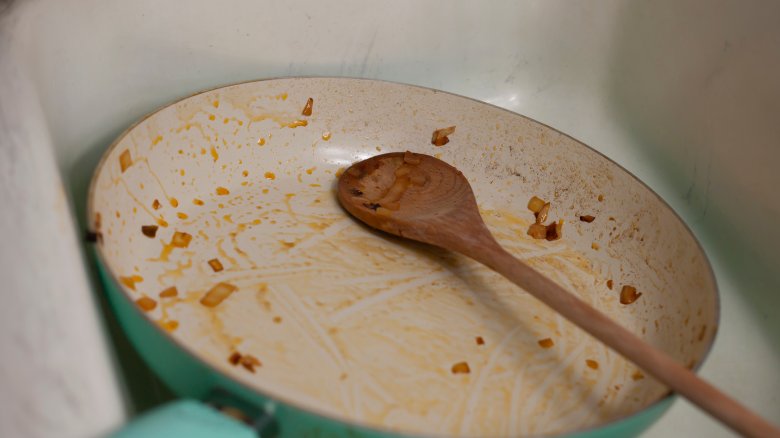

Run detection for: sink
[[1, 1, 777, 436]]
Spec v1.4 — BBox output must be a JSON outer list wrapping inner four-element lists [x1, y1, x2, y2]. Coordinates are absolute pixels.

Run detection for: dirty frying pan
[[88, 78, 718, 437]]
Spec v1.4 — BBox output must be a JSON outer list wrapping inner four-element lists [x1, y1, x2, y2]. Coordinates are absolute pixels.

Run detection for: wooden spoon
[[337, 151, 779, 438]]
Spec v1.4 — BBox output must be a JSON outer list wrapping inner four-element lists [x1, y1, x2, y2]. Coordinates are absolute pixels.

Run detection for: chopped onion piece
[[536, 202, 550, 224], [119, 150, 132, 173], [135, 296, 157, 311], [527, 223, 547, 239], [208, 258, 224, 272], [431, 126, 456, 146], [159, 286, 178, 298], [619, 285, 642, 305], [141, 225, 158, 238], [545, 220, 563, 241], [451, 361, 470, 374], [538, 338, 554, 348], [301, 97, 314, 116], [527, 196, 546, 213], [200, 282, 238, 307], [171, 231, 192, 248]]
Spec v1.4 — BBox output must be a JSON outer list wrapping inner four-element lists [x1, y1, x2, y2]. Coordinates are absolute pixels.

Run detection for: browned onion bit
[[431, 126, 456, 146], [620, 285, 642, 305]]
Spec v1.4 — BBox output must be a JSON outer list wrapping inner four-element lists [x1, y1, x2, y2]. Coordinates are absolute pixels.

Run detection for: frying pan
[[87, 77, 718, 437]]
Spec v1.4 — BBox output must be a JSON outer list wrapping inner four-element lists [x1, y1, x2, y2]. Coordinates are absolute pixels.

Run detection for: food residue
[[157, 218, 169, 227], [526, 197, 563, 241], [119, 150, 132, 173], [159, 286, 178, 298], [120, 275, 143, 291], [208, 258, 224, 272], [141, 225, 159, 238], [606, 279, 614, 290], [177, 212, 188, 219], [286, 120, 308, 128], [135, 296, 157, 311], [631, 370, 645, 381], [170, 198, 179, 207], [216, 187, 230, 196], [160, 320, 179, 331], [451, 361, 471, 374], [322, 131, 331, 141], [591, 242, 600, 250], [545, 220, 564, 241], [257, 137, 266, 146], [598, 194, 604, 202], [301, 97, 314, 116], [586, 359, 599, 370], [200, 282, 238, 307], [432, 126, 456, 146], [538, 338, 555, 349], [228, 352, 242, 365], [273, 316, 282, 324], [171, 231, 192, 248], [264, 172, 276, 180], [619, 285, 642, 305], [210, 146, 219, 162], [152, 199, 162, 210], [580, 215, 596, 223], [475, 336, 485, 346], [240, 354, 262, 373], [193, 198, 204, 206]]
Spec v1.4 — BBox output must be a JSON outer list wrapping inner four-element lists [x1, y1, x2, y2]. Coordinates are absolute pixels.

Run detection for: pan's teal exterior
[[98, 258, 675, 438]]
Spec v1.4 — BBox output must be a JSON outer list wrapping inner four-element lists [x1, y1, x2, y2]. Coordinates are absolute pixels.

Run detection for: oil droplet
[[157, 218, 169, 227], [223, 214, 233, 224], [309, 183, 321, 188], [210, 146, 219, 162], [180, 169, 186, 176], [223, 117, 230, 124], [216, 187, 230, 196], [237, 120, 243, 126], [257, 137, 266, 146], [321, 132, 331, 141], [213, 99, 220, 108], [177, 212, 188, 219], [209, 114, 216, 121], [306, 167, 316, 175], [193, 198, 204, 206], [170, 198, 179, 207], [200, 147, 207, 155], [242, 170, 249, 177], [152, 135, 163, 145], [264, 172, 276, 180], [262, 189, 269, 194]]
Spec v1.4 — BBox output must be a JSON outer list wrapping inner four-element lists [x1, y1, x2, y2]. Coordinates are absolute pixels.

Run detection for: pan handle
[[110, 399, 265, 438]]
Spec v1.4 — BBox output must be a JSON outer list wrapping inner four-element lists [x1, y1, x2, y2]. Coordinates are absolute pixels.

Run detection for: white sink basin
[[1, 1, 778, 437]]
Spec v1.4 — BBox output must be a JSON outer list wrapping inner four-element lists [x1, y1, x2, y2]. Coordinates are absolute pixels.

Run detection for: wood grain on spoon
[[337, 151, 779, 438]]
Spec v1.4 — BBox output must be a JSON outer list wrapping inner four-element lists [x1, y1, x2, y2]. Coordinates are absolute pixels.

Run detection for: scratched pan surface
[[88, 78, 718, 437]]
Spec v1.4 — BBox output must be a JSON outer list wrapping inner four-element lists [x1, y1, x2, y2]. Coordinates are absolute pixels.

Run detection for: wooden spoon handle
[[473, 243, 779, 438]]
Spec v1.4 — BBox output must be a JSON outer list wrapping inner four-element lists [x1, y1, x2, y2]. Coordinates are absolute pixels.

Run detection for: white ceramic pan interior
[[88, 78, 718, 437]]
